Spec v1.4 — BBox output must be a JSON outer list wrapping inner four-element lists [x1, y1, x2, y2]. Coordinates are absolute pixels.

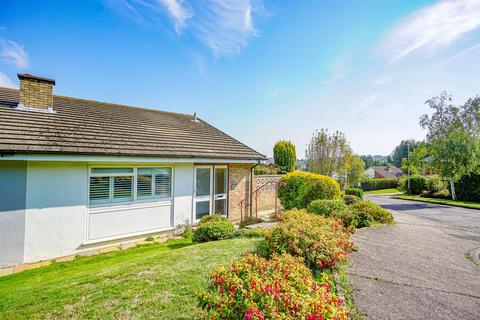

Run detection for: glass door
[[194, 166, 213, 221], [214, 166, 227, 216]]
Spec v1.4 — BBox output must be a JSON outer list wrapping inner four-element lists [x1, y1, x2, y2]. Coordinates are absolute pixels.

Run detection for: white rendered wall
[[23, 162, 88, 263], [20, 161, 194, 264], [173, 163, 194, 225]]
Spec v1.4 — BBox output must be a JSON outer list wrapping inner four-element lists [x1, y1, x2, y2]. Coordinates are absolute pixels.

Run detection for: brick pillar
[[228, 164, 255, 222]]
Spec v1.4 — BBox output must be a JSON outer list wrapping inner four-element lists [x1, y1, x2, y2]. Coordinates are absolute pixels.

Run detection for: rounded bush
[[349, 201, 394, 225], [345, 188, 364, 199], [343, 195, 361, 205], [198, 253, 348, 320], [192, 220, 235, 243], [278, 171, 341, 209], [197, 214, 227, 226], [307, 199, 347, 217]]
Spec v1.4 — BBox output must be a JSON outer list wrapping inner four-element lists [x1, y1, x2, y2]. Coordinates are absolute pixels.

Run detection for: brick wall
[[228, 164, 254, 221], [19, 78, 54, 110]]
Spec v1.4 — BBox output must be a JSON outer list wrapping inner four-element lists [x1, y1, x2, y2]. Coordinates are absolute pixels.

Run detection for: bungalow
[[365, 165, 404, 179], [0, 74, 265, 268]]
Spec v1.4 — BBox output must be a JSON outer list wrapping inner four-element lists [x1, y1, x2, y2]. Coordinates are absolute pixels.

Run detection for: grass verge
[[364, 188, 401, 195], [393, 194, 480, 210], [0, 237, 261, 320]]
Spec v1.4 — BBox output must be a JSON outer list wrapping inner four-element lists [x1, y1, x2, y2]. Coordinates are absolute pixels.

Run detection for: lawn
[[364, 188, 401, 195], [0, 237, 261, 320], [393, 194, 480, 210]]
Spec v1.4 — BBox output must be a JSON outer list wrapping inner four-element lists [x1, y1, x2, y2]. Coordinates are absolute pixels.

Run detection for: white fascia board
[[0, 153, 261, 164]]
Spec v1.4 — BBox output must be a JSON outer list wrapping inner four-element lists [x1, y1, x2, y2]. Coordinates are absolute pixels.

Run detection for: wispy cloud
[[378, 0, 480, 62], [0, 70, 15, 88], [321, 62, 344, 85], [0, 39, 29, 69], [107, 0, 263, 56]]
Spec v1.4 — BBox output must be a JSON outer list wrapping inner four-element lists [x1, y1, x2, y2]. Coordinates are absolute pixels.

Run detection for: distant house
[[365, 166, 404, 179], [0, 74, 265, 268]]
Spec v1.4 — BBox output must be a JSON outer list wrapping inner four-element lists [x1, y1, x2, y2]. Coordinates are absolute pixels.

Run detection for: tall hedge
[[360, 178, 398, 191], [278, 171, 341, 209], [273, 140, 296, 173], [456, 173, 480, 202]]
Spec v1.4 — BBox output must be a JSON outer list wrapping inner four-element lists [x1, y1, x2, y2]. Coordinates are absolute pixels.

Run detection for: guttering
[[0, 153, 263, 164], [249, 160, 262, 215]]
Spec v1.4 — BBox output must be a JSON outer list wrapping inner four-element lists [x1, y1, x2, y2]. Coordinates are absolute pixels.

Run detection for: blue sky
[[1, 0, 480, 157]]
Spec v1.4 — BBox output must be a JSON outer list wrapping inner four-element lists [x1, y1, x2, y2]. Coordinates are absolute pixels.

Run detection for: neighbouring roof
[[0, 87, 265, 160], [369, 166, 404, 179]]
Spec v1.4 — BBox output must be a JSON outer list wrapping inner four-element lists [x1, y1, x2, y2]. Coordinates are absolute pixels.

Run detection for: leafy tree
[[273, 140, 296, 173], [305, 129, 353, 180], [427, 130, 479, 200], [360, 155, 388, 168], [420, 92, 480, 199], [391, 139, 421, 167], [420, 92, 480, 139], [347, 155, 366, 187], [400, 143, 429, 176]]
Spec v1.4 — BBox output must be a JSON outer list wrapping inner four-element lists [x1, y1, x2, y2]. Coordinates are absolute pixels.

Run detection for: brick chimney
[[17, 74, 55, 112]]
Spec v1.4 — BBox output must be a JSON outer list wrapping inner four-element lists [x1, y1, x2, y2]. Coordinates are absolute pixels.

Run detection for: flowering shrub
[[307, 199, 347, 217], [278, 171, 341, 209], [198, 253, 349, 320], [265, 210, 353, 270]]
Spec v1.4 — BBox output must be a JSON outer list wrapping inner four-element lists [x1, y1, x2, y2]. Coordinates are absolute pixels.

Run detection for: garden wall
[[254, 174, 283, 213]]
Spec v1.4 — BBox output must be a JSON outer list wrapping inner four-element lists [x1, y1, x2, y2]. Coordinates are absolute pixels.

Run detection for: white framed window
[[89, 166, 173, 206]]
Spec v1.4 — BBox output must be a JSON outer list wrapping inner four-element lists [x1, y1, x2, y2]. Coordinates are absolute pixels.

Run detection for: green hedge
[[345, 188, 364, 199], [398, 175, 426, 195], [342, 195, 361, 205], [278, 171, 341, 209], [456, 173, 480, 202], [360, 178, 398, 191]]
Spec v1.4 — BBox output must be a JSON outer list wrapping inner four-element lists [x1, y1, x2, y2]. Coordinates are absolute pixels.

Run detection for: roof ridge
[[0, 86, 193, 118]]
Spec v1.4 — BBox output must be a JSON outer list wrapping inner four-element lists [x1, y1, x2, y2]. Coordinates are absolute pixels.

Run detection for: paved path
[[350, 195, 480, 320]]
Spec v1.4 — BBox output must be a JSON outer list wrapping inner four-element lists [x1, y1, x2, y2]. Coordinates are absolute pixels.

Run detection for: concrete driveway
[[349, 195, 480, 320]]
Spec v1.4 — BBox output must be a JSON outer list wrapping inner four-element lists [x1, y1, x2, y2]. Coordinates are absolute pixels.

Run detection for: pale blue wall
[[0, 161, 26, 267]]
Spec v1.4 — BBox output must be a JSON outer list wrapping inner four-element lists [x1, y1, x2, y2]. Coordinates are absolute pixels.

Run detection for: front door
[[194, 166, 228, 221]]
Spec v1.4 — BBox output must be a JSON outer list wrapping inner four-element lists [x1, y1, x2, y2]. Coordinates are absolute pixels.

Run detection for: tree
[[273, 140, 296, 173], [347, 155, 366, 187], [361, 155, 388, 168], [305, 129, 353, 178], [420, 92, 480, 139], [420, 92, 480, 199], [427, 130, 479, 199], [400, 143, 429, 176], [391, 139, 421, 167]]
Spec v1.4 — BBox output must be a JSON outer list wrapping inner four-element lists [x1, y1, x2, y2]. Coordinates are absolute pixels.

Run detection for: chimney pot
[[17, 73, 55, 112]]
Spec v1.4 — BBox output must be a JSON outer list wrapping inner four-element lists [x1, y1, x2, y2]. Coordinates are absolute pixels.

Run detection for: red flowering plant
[[197, 253, 348, 320], [265, 209, 353, 270]]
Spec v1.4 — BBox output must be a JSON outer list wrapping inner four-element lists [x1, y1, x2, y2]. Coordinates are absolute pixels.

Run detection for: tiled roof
[[371, 166, 404, 179], [0, 87, 265, 160]]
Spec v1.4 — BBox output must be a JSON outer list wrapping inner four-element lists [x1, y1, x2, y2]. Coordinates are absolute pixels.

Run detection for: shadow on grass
[[166, 241, 195, 250]]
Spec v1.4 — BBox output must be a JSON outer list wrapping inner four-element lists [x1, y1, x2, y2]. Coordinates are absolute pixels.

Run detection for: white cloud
[[159, 0, 193, 34], [0, 70, 15, 88], [108, 0, 262, 56], [0, 39, 29, 69], [379, 0, 480, 62]]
